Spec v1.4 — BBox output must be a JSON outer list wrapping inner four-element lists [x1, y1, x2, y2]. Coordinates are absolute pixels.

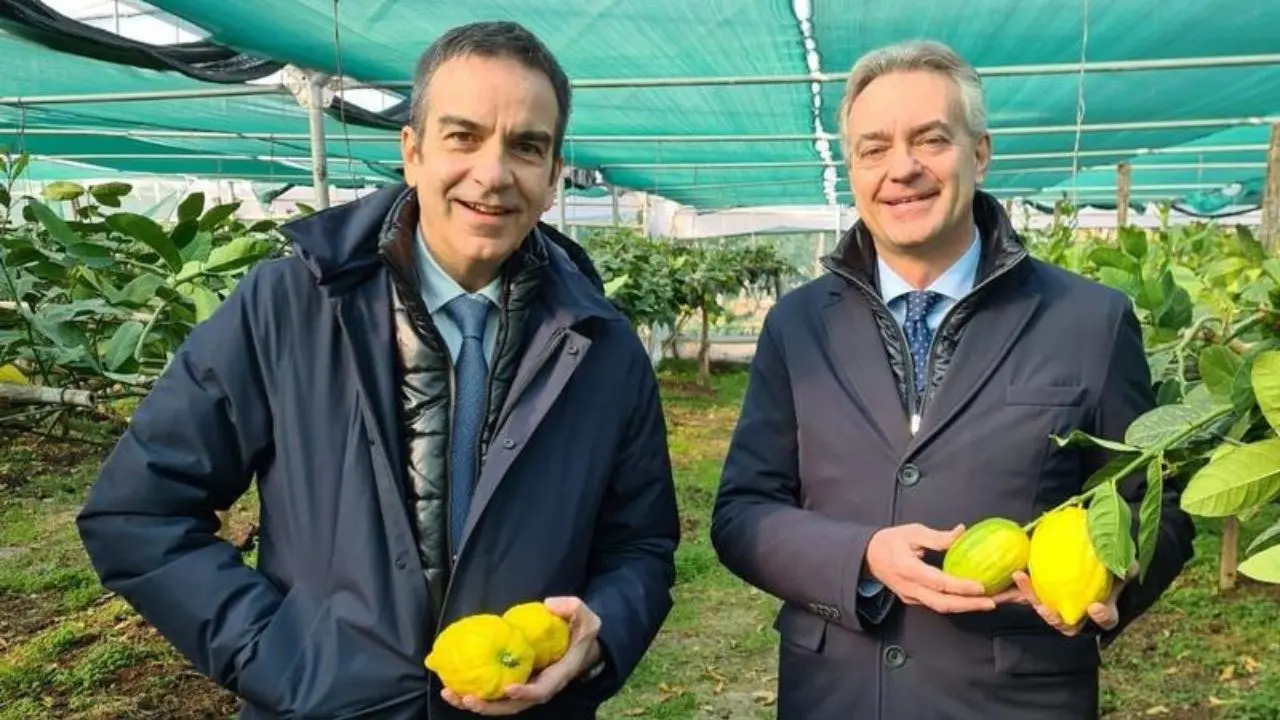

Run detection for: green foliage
[[0, 152, 287, 397], [581, 226, 798, 383], [1027, 212, 1280, 585]]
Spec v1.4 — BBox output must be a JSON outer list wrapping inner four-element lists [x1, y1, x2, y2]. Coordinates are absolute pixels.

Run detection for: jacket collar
[[823, 189, 1028, 293], [277, 183, 618, 325]]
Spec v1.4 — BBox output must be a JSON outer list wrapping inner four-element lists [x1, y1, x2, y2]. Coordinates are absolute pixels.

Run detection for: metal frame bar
[[3, 53, 1280, 105]]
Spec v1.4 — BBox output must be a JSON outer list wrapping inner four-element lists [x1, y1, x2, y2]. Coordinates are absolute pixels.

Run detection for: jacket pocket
[[773, 603, 828, 653], [1005, 384, 1084, 407], [993, 632, 1100, 676], [236, 585, 332, 711]]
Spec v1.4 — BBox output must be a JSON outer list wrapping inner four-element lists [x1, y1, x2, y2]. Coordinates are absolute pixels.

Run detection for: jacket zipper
[[821, 248, 1026, 434]]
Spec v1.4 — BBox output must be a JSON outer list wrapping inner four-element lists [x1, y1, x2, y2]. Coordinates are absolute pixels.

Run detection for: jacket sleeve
[[1085, 298, 1196, 645], [76, 265, 291, 706], [571, 337, 681, 703], [710, 313, 886, 635]]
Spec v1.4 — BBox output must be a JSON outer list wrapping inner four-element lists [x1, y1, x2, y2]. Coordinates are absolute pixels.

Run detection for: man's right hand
[[864, 523, 997, 614]]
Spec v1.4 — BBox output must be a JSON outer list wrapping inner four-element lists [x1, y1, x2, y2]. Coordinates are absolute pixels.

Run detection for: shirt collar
[[413, 225, 503, 313], [877, 224, 982, 306]]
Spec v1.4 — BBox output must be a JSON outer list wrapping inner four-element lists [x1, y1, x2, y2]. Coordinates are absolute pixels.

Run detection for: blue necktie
[[443, 295, 491, 550], [903, 290, 942, 401]]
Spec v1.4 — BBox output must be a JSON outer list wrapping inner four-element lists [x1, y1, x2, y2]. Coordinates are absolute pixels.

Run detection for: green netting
[[2, 1, 1278, 210]]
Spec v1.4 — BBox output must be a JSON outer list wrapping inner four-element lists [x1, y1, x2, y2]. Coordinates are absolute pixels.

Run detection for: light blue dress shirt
[[412, 227, 502, 366], [858, 226, 982, 604]]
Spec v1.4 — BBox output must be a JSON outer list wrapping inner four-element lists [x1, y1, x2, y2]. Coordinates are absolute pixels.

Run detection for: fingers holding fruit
[[427, 598, 596, 715]]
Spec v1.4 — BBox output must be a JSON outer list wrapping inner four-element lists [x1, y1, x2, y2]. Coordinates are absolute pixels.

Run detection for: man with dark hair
[[77, 20, 679, 720]]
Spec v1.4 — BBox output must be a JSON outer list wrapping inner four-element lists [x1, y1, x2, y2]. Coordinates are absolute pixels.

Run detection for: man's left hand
[[993, 561, 1137, 636], [441, 597, 603, 716]]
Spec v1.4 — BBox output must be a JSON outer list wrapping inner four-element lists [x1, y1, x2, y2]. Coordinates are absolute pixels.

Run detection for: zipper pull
[[910, 413, 920, 435]]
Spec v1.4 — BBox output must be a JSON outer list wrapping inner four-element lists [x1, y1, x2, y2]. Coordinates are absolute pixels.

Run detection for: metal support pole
[[611, 185, 620, 225], [307, 75, 331, 210], [557, 173, 567, 232]]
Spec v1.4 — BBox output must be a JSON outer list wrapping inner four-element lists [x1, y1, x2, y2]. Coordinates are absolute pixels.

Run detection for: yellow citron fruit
[[502, 601, 571, 670], [1027, 506, 1112, 626], [0, 364, 27, 385], [424, 614, 535, 700]]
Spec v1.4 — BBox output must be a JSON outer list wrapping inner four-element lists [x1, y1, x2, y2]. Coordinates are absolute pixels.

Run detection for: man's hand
[[864, 523, 997, 614], [994, 562, 1136, 636], [441, 597, 603, 716]]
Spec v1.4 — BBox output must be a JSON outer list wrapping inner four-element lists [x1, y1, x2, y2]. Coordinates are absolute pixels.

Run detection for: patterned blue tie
[[443, 295, 491, 550], [903, 291, 942, 401]]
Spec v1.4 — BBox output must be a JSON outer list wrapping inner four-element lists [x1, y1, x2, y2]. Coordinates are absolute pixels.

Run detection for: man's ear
[[973, 133, 992, 184], [400, 125, 422, 185], [544, 157, 564, 213]]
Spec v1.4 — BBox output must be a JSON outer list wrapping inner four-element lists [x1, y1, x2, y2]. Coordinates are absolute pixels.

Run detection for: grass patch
[[1, 360, 1277, 719]]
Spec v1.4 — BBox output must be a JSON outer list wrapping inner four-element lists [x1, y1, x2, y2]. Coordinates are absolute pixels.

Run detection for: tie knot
[[904, 290, 942, 324], [443, 295, 490, 339]]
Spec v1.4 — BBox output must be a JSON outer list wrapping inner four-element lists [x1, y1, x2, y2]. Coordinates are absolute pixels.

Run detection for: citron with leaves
[[502, 601, 571, 670], [942, 517, 1030, 594], [425, 614, 535, 700], [1027, 506, 1112, 626]]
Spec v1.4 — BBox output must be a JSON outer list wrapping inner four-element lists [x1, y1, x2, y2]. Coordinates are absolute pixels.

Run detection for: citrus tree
[[1023, 211, 1280, 588], [0, 152, 286, 414]]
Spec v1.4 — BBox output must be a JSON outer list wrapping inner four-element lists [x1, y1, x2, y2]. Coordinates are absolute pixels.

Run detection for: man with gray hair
[[711, 40, 1194, 718]]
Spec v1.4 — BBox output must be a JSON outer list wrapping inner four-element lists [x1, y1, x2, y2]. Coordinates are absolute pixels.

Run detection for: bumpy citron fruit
[[1027, 506, 1112, 626], [942, 517, 1031, 594], [502, 601, 571, 671], [425, 614, 535, 700]]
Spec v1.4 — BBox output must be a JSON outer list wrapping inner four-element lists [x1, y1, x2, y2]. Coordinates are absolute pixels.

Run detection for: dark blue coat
[[76, 184, 680, 719]]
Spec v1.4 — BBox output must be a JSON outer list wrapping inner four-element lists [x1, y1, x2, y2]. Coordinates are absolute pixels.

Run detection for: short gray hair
[[838, 40, 987, 154]]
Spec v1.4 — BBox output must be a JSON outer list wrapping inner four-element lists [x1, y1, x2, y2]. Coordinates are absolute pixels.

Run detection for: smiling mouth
[[881, 190, 940, 206], [455, 199, 513, 216]]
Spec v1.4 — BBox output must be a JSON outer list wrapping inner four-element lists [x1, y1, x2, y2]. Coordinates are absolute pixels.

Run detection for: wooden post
[[1116, 162, 1131, 228], [1221, 517, 1239, 592], [1261, 123, 1280, 250], [0, 382, 95, 407]]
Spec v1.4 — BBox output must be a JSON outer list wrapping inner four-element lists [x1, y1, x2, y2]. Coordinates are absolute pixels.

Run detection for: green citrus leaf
[[1088, 482, 1136, 579], [1181, 438, 1280, 517]]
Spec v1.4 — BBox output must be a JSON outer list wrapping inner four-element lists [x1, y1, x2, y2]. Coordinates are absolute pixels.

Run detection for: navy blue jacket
[[77, 184, 680, 719]]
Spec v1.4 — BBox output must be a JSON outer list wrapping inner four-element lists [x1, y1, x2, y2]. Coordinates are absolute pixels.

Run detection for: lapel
[[822, 287, 911, 455], [459, 305, 589, 550], [908, 285, 1040, 455]]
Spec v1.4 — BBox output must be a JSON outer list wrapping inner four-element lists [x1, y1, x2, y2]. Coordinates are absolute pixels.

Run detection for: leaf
[[178, 192, 205, 223], [1137, 454, 1164, 582], [89, 182, 132, 207], [169, 219, 199, 251], [1250, 350, 1280, 432], [205, 237, 270, 274], [198, 202, 241, 231], [1051, 429, 1138, 454], [1246, 517, 1280, 556], [1124, 404, 1206, 449], [1237, 545, 1280, 583], [1088, 481, 1136, 579], [10, 154, 29, 181], [1118, 226, 1148, 260], [1097, 267, 1141, 298], [1180, 438, 1280, 517], [1153, 272, 1193, 331], [1084, 451, 1140, 491], [189, 285, 221, 324], [1090, 247, 1140, 274], [104, 321, 144, 370], [105, 213, 183, 271], [603, 275, 628, 298], [117, 273, 166, 307], [27, 200, 85, 249], [43, 181, 85, 202], [1198, 346, 1242, 400], [180, 231, 214, 264]]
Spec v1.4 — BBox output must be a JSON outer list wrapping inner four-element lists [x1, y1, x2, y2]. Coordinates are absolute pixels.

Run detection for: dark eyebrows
[[435, 115, 553, 150]]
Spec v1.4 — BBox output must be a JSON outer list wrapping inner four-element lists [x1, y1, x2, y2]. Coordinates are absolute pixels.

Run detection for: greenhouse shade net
[[2, 0, 1278, 209]]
